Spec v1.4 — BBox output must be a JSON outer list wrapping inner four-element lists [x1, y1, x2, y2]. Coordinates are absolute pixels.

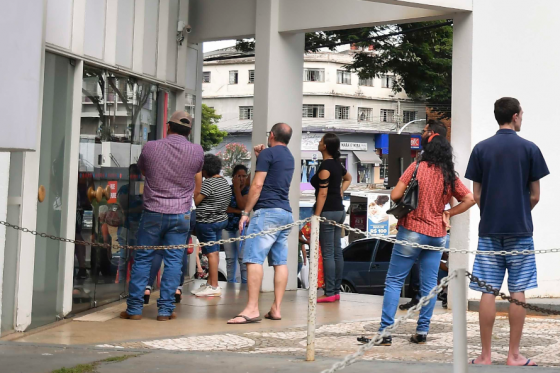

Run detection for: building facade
[[203, 49, 427, 187], [0, 0, 202, 334]]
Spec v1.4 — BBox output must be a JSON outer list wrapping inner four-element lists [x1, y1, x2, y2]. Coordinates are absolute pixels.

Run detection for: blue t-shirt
[[226, 185, 250, 231], [254, 146, 294, 212], [465, 129, 549, 237]]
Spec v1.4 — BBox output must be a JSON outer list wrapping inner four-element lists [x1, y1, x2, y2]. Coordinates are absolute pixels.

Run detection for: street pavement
[[1, 344, 559, 373]]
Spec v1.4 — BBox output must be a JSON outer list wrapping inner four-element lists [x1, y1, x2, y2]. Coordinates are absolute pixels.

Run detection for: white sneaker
[[191, 283, 208, 295], [195, 285, 221, 297]]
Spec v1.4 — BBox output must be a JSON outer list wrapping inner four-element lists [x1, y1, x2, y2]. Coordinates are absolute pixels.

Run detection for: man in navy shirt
[[228, 123, 295, 324], [465, 97, 549, 366]]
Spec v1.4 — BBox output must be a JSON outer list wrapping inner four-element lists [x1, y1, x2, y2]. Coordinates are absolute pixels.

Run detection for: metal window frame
[[335, 105, 350, 120], [202, 71, 211, 83], [229, 70, 239, 84], [302, 104, 325, 118], [358, 107, 373, 121], [239, 106, 254, 120], [303, 68, 325, 82]]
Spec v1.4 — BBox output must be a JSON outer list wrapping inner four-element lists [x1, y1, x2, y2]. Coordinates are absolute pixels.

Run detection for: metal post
[[306, 215, 321, 361], [452, 268, 468, 373]]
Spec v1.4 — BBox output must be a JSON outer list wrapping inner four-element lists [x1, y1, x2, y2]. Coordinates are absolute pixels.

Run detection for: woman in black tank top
[[311, 133, 352, 303]]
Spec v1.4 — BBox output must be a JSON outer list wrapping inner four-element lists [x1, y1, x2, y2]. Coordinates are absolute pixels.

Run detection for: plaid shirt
[[138, 135, 204, 214]]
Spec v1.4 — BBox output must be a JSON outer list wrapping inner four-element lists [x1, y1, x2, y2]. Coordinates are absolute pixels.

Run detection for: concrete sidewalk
[[1, 344, 558, 373]]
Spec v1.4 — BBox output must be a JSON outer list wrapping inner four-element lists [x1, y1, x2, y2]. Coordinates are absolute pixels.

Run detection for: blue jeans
[[223, 229, 247, 283], [243, 208, 294, 266], [126, 211, 190, 317], [197, 220, 228, 254], [410, 234, 449, 301], [379, 227, 444, 335], [320, 210, 346, 296], [147, 210, 196, 290]]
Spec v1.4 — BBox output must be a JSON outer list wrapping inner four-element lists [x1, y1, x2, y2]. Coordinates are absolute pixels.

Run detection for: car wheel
[[340, 282, 355, 293], [218, 273, 227, 282]]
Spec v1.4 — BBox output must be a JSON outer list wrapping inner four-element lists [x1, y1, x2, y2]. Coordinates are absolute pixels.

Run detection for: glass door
[[73, 66, 159, 313], [30, 53, 75, 328]]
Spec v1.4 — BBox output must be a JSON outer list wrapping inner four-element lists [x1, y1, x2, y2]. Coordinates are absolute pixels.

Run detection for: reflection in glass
[[74, 66, 158, 312]]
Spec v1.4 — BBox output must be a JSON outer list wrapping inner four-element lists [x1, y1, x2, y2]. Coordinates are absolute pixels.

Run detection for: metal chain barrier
[[322, 218, 560, 256], [0, 218, 309, 251], [467, 271, 560, 316], [321, 270, 458, 373]]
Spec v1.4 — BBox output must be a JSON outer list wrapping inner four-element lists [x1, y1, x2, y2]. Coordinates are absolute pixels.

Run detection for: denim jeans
[[147, 210, 195, 290], [197, 220, 228, 254], [222, 229, 247, 283], [379, 227, 444, 335], [410, 234, 449, 301], [243, 208, 294, 266], [319, 210, 346, 297], [126, 210, 190, 316]]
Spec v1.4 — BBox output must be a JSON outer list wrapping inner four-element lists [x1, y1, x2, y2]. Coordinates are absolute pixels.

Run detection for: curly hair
[[203, 154, 222, 177], [375, 195, 390, 206], [421, 130, 457, 195]]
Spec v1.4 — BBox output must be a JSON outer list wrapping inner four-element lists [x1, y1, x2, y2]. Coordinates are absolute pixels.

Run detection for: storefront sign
[[301, 134, 367, 151], [340, 142, 367, 151], [350, 203, 367, 231], [367, 193, 397, 236], [108, 181, 118, 203], [411, 135, 422, 150]]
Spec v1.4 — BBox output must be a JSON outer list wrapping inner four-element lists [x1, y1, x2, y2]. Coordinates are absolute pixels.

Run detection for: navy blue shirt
[[254, 146, 294, 212], [226, 185, 250, 231], [465, 129, 549, 237]]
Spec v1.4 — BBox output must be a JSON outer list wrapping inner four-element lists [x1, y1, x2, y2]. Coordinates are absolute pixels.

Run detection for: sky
[[202, 39, 350, 53], [203, 40, 237, 53]]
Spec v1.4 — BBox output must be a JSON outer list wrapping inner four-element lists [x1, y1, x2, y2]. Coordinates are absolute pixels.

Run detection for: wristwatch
[[241, 211, 250, 217]]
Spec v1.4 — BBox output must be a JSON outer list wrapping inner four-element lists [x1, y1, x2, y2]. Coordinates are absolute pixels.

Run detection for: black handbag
[[386, 161, 420, 219]]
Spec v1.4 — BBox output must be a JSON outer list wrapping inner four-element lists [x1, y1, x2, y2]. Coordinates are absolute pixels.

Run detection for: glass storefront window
[[301, 158, 347, 183], [74, 66, 159, 312]]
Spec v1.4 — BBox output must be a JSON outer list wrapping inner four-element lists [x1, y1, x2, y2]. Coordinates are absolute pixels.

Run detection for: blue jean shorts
[[243, 208, 293, 266], [196, 220, 228, 255], [469, 236, 537, 293]]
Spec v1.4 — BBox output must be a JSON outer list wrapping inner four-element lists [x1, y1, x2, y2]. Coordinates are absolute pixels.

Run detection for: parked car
[[340, 237, 411, 296]]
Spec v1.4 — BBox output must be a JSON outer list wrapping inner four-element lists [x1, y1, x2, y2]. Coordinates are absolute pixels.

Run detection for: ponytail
[[323, 133, 341, 160]]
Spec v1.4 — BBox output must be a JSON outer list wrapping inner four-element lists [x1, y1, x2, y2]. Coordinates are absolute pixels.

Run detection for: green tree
[[201, 104, 227, 151], [216, 143, 250, 177], [236, 21, 452, 114]]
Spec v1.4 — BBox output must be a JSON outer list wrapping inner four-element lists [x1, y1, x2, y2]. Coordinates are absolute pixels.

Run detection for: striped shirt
[[196, 177, 232, 224], [137, 135, 204, 214], [397, 162, 471, 237]]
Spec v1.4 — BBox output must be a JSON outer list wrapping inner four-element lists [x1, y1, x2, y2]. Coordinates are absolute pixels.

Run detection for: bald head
[[270, 122, 292, 145]]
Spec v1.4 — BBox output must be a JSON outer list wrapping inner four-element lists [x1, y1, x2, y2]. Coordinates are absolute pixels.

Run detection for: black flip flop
[[174, 289, 182, 303], [523, 359, 538, 367], [227, 315, 262, 324], [264, 312, 281, 321]]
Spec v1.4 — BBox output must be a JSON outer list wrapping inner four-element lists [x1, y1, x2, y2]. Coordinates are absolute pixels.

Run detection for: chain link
[[321, 270, 458, 373], [466, 271, 560, 316], [321, 218, 560, 256], [0, 218, 309, 251]]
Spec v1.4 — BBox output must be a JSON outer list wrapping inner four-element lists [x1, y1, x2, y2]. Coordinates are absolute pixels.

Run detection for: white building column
[[450, 0, 560, 302], [253, 0, 304, 291]]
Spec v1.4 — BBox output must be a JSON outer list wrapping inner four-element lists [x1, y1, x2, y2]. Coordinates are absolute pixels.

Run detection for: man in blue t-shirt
[[227, 123, 295, 325], [465, 97, 549, 367]]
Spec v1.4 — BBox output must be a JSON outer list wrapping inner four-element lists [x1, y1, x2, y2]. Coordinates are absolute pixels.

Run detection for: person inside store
[[120, 110, 203, 321], [223, 164, 250, 283], [359, 120, 476, 346], [191, 154, 232, 297], [311, 133, 352, 303]]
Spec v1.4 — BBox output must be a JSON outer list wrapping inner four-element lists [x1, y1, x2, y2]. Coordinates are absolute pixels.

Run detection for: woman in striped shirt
[[191, 154, 232, 298]]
